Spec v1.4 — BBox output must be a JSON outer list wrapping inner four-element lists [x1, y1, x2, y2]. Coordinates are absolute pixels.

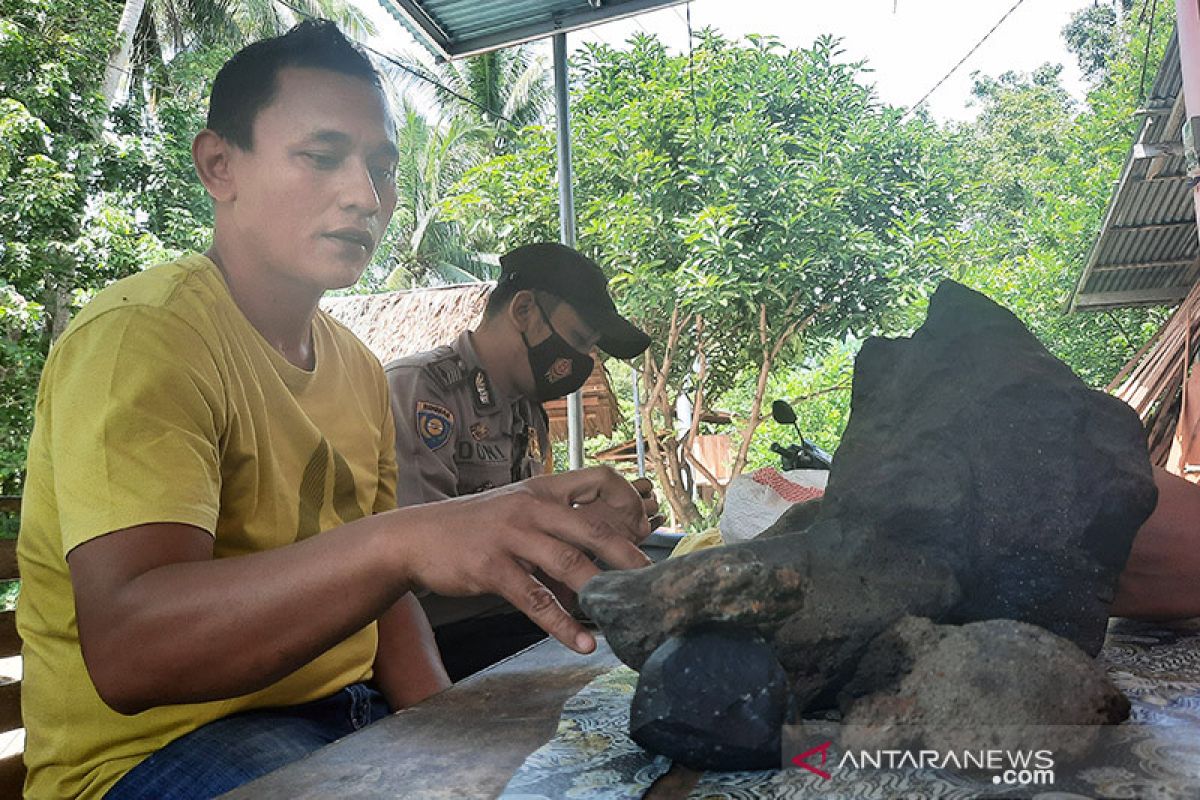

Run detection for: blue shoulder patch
[[416, 400, 454, 451]]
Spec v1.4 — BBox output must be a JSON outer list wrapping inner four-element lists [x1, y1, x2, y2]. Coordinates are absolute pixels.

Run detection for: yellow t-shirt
[[16, 254, 399, 799]]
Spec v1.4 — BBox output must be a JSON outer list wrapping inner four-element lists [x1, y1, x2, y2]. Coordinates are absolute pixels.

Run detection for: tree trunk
[[639, 359, 702, 529], [730, 304, 824, 479], [102, 0, 147, 110]]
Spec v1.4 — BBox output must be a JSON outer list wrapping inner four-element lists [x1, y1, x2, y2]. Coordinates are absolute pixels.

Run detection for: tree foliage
[[358, 45, 553, 290], [950, 0, 1175, 389], [446, 32, 962, 522], [0, 0, 1186, 518], [0, 0, 223, 492]]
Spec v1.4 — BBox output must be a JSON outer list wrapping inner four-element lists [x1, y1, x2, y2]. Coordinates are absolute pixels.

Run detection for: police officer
[[386, 242, 652, 680]]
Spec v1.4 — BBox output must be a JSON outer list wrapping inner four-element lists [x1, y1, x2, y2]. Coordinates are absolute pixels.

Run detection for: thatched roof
[[322, 283, 492, 365], [321, 283, 622, 440]]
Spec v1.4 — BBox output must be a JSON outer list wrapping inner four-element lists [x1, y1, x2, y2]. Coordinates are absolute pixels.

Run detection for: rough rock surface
[[820, 281, 1156, 654], [581, 280, 1156, 711], [838, 616, 1130, 760], [629, 625, 793, 771]]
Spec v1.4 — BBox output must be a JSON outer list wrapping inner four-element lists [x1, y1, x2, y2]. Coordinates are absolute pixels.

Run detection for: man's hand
[[397, 467, 655, 655], [631, 476, 666, 532]]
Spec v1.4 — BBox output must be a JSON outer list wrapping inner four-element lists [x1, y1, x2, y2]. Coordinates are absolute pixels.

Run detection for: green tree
[[1063, 0, 1134, 84], [0, 1, 230, 492], [952, 0, 1175, 389], [101, 0, 373, 109], [360, 103, 495, 290], [361, 45, 553, 290], [447, 33, 962, 524]]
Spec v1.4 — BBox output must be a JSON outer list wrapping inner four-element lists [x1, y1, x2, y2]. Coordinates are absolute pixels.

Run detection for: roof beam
[[387, 0, 452, 54], [1074, 285, 1195, 311], [1109, 220, 1197, 233], [1091, 257, 1199, 273], [1133, 141, 1186, 159], [1138, 171, 1191, 183]]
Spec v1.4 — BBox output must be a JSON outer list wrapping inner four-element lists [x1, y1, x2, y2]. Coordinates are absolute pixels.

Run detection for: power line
[[1137, 0, 1160, 102], [902, 0, 1029, 119]]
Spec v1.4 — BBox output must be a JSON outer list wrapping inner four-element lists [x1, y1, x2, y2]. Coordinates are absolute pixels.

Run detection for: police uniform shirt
[[385, 331, 550, 508]]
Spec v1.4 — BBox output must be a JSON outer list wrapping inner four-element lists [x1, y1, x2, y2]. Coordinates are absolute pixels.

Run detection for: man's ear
[[508, 290, 539, 333], [192, 129, 237, 203]]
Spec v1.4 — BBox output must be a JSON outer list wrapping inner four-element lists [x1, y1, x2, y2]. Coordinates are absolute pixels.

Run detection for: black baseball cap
[[498, 242, 651, 359]]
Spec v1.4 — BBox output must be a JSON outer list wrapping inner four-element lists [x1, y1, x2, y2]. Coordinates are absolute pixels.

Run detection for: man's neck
[[468, 324, 525, 401], [205, 243, 320, 370]]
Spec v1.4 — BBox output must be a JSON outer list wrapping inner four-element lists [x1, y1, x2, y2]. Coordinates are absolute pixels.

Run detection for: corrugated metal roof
[[1071, 29, 1200, 311], [379, 0, 687, 59]]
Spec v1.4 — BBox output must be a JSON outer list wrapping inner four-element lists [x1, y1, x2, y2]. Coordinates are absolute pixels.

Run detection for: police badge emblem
[[470, 422, 489, 441], [416, 401, 454, 450], [471, 368, 495, 409], [545, 357, 573, 384]]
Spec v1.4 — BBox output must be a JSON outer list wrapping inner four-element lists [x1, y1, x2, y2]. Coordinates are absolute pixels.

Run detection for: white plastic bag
[[719, 467, 827, 544]]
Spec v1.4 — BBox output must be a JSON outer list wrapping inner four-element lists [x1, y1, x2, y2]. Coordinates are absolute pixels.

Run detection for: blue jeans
[[105, 683, 391, 800]]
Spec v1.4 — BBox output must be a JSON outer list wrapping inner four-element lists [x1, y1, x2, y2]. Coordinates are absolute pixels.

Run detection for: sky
[[360, 0, 1098, 122]]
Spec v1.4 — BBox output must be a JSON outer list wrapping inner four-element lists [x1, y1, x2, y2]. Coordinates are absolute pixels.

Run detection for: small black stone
[[629, 624, 792, 771]]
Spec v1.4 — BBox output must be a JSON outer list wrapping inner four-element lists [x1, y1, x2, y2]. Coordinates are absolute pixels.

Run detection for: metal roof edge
[[442, 0, 690, 59], [376, 0, 451, 61], [1068, 144, 1140, 314]]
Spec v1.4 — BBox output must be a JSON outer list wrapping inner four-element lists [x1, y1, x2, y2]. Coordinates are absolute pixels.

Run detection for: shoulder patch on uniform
[[416, 401, 454, 451], [425, 355, 468, 391]]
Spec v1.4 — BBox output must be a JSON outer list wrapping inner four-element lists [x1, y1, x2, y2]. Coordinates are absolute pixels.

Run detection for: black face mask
[[522, 302, 594, 402]]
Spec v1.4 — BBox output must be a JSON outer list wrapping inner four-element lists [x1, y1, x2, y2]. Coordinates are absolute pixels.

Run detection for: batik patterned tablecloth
[[501, 618, 1200, 799]]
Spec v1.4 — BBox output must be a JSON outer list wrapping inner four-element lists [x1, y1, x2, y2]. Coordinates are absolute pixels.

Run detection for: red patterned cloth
[[749, 467, 824, 504]]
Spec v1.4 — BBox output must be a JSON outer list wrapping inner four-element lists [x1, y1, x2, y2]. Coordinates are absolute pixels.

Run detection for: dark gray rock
[[581, 280, 1155, 711], [823, 280, 1156, 655], [839, 616, 1130, 760], [629, 624, 793, 771], [581, 529, 961, 709]]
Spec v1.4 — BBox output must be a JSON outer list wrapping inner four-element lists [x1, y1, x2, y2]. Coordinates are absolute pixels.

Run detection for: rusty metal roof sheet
[[1070, 29, 1200, 312]]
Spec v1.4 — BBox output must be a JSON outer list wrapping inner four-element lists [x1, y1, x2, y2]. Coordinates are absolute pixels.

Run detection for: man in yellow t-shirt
[[17, 20, 657, 800]]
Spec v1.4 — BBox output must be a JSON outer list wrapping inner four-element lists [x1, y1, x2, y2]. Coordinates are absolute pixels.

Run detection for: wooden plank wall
[[0, 495, 23, 795]]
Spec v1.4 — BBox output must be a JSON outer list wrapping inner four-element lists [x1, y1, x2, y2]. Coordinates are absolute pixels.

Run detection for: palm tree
[[367, 101, 494, 289], [362, 44, 553, 289], [101, 0, 375, 109], [385, 45, 552, 154]]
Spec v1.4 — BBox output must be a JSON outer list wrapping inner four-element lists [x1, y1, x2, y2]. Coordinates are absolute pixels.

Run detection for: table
[[220, 637, 620, 799], [223, 618, 1200, 799]]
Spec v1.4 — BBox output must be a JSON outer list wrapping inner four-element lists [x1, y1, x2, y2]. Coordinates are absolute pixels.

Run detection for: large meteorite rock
[[820, 281, 1156, 654], [838, 616, 1130, 760], [581, 280, 1156, 709]]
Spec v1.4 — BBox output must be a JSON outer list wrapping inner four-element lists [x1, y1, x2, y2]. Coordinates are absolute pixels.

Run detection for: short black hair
[[483, 285, 562, 320], [206, 19, 382, 150]]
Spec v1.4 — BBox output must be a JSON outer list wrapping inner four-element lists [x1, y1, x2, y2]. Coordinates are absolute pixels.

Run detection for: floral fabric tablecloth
[[501, 618, 1200, 799]]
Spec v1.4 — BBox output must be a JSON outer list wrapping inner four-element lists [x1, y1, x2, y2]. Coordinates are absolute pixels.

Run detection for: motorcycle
[[768, 399, 833, 471]]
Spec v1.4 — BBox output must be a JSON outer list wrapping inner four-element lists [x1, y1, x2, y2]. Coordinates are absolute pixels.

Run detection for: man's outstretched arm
[[69, 467, 652, 715], [1112, 466, 1200, 620]]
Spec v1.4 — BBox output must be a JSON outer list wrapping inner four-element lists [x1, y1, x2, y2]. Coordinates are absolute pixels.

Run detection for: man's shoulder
[[64, 254, 222, 339], [385, 344, 470, 392]]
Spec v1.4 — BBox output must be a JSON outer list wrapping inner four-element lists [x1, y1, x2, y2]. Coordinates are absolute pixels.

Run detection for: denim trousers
[[104, 682, 391, 800]]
